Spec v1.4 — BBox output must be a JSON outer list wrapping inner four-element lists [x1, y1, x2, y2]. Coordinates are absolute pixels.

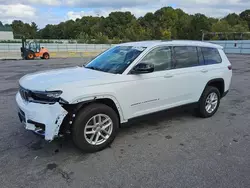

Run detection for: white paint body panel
[[16, 40, 232, 140]]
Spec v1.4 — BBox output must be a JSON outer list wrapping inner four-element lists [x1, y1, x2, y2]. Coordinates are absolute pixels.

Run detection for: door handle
[[164, 74, 174, 78], [201, 69, 208, 73]]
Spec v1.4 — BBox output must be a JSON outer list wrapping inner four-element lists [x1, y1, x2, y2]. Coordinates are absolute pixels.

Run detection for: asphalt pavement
[[0, 55, 250, 188]]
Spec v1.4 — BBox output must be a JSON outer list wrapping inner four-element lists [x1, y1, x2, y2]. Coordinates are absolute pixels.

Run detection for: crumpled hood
[[19, 66, 117, 91]]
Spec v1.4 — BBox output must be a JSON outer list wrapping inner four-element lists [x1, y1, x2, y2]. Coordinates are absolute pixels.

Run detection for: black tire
[[26, 52, 34, 60], [43, 53, 50, 60], [197, 86, 221, 118], [72, 103, 119, 153]]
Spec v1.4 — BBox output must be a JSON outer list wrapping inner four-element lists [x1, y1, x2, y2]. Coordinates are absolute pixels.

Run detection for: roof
[[119, 40, 223, 49]]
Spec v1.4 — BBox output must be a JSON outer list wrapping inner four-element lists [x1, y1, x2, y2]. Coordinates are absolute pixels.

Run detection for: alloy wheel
[[84, 114, 113, 145]]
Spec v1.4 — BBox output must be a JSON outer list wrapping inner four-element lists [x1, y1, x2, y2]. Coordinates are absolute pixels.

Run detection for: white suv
[[16, 40, 232, 152]]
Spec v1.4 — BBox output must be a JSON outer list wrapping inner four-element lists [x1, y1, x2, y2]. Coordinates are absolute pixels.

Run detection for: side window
[[201, 47, 222, 65], [173, 46, 199, 69], [141, 46, 172, 72]]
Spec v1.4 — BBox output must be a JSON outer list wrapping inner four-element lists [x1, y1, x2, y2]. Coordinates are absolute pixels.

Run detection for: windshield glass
[[85, 46, 146, 74]]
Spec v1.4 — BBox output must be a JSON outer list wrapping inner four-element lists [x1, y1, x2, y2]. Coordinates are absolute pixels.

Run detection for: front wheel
[[197, 86, 221, 118], [27, 52, 34, 60], [72, 103, 119, 153]]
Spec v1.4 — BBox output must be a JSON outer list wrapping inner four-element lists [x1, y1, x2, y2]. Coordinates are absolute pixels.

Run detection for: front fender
[[70, 94, 127, 123]]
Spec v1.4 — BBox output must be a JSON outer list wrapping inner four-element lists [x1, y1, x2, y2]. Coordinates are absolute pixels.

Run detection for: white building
[[0, 31, 14, 40]]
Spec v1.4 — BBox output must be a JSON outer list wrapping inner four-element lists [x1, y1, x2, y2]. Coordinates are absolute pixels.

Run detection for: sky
[[0, 0, 249, 28]]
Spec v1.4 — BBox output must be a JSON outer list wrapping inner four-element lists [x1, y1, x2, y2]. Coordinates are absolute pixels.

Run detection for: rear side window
[[201, 47, 222, 65], [173, 46, 199, 69]]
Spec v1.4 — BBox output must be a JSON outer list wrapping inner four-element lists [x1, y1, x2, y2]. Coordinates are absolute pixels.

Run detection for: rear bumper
[[16, 92, 68, 141]]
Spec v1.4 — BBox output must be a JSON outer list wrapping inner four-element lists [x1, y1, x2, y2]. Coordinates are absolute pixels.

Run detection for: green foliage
[[0, 40, 20, 43], [240, 9, 250, 29], [112, 37, 121, 44], [95, 33, 110, 44], [77, 32, 91, 43], [212, 20, 232, 32], [1, 8, 249, 43], [161, 29, 172, 40]]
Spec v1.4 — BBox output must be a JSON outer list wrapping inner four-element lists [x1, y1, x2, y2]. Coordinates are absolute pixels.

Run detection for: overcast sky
[[0, 0, 249, 28]]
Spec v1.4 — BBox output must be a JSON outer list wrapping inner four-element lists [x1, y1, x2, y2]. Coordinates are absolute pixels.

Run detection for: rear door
[[199, 47, 231, 93], [167, 46, 208, 103]]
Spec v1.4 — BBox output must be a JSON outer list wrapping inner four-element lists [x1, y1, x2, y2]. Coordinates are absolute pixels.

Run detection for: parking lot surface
[[0, 55, 250, 188]]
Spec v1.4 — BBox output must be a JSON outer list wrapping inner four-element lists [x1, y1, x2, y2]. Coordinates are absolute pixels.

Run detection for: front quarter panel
[[58, 83, 128, 123]]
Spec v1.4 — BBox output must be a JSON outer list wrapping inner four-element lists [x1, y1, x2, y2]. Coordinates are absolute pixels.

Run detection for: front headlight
[[30, 90, 63, 104], [44, 91, 63, 98]]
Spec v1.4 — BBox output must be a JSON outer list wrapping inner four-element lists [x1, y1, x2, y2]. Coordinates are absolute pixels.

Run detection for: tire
[[27, 52, 34, 60], [43, 53, 50, 60], [197, 86, 221, 118], [72, 103, 119, 153]]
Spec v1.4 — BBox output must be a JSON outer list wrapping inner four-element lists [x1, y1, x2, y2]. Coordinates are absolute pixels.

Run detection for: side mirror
[[132, 63, 154, 74]]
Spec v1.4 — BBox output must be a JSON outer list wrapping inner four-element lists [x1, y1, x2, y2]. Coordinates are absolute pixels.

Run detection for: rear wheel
[[72, 103, 119, 153], [43, 53, 50, 60], [197, 86, 221, 118]]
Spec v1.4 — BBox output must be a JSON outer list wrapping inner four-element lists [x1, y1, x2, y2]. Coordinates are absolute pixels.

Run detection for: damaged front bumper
[[16, 92, 68, 141]]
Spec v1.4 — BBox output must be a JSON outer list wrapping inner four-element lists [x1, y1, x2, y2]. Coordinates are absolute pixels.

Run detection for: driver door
[[118, 46, 174, 118]]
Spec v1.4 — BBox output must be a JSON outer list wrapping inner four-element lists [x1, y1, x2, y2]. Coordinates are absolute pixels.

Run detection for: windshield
[[85, 46, 146, 74]]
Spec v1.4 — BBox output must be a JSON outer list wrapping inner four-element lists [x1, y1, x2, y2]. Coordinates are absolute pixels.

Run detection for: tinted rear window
[[201, 47, 222, 65], [173, 46, 199, 69]]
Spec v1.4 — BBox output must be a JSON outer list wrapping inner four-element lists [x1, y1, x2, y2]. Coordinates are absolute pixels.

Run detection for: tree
[[175, 8, 192, 39], [212, 20, 232, 32], [1, 8, 249, 42], [138, 12, 157, 39], [223, 13, 242, 26], [240, 10, 250, 29], [103, 11, 136, 39], [30, 22, 38, 38], [189, 14, 212, 40], [154, 7, 178, 39]]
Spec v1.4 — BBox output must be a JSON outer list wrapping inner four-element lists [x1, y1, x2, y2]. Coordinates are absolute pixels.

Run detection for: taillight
[[228, 65, 232, 70]]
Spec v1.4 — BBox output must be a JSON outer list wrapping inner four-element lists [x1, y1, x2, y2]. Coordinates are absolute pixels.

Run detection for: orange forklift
[[21, 38, 50, 60]]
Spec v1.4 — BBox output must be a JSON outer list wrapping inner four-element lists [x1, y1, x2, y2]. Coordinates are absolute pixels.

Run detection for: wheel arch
[[201, 78, 225, 99], [59, 95, 126, 134]]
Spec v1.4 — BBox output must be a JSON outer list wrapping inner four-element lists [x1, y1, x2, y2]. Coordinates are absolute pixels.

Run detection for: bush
[[0, 40, 20, 43], [112, 37, 122, 44]]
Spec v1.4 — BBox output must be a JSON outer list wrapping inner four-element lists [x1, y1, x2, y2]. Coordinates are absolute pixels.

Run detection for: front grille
[[19, 86, 30, 101]]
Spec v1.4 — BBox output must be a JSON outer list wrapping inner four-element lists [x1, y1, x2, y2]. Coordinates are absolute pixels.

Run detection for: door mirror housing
[[132, 63, 154, 74]]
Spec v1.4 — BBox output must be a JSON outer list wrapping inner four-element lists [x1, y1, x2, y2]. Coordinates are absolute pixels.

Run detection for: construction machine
[[21, 38, 50, 60]]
